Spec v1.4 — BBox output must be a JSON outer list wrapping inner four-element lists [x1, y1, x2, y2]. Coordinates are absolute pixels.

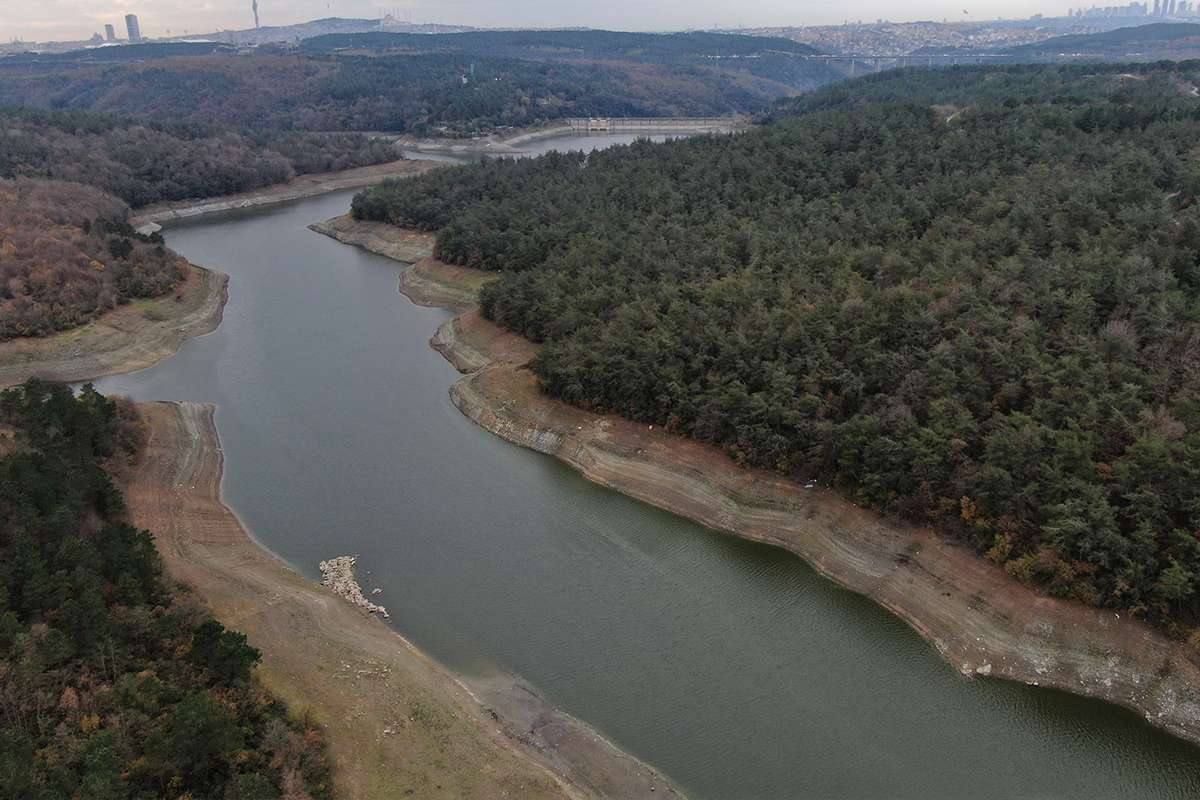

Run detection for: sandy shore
[[0, 265, 227, 389], [131, 160, 443, 233], [318, 218, 1200, 749], [126, 401, 682, 800]]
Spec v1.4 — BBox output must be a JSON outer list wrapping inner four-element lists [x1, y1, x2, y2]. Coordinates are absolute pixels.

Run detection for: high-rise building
[[1154, 0, 1162, 13], [104, 23, 116, 41], [125, 14, 141, 43], [1170, 0, 1177, 13]]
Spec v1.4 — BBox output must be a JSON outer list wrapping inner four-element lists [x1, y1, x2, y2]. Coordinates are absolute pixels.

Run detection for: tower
[[104, 23, 116, 41], [125, 14, 141, 43]]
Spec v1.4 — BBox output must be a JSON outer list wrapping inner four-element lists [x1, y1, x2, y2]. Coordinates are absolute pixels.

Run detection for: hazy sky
[[4, 0, 1075, 42]]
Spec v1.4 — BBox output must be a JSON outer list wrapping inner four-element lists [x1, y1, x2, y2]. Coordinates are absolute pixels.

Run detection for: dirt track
[[0, 265, 227, 389], [126, 401, 681, 800], [340, 234, 1200, 751]]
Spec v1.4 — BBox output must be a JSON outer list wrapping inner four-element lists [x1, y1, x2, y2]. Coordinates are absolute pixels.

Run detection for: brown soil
[[131, 160, 443, 231], [381, 252, 1200, 750], [399, 258, 498, 311], [126, 401, 682, 800], [309, 215, 437, 264], [0, 265, 227, 389]]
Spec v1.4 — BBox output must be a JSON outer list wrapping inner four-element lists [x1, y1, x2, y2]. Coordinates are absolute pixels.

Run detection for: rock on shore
[[319, 555, 389, 618]]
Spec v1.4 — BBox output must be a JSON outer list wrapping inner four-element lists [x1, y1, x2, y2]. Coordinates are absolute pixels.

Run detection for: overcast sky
[[4, 0, 1075, 42]]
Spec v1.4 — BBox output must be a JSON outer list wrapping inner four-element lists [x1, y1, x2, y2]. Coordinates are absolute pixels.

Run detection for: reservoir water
[[96, 136, 1200, 799]]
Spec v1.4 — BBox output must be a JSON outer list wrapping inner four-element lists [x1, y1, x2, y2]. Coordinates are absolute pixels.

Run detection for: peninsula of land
[[0, 265, 227, 389]]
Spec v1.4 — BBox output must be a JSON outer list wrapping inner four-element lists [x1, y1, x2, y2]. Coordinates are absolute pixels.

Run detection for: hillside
[[353, 63, 1200, 630], [1005, 21, 1200, 58], [0, 31, 841, 135], [0, 179, 187, 340], [0, 108, 398, 207], [769, 60, 1200, 117], [302, 28, 819, 59], [0, 380, 333, 799]]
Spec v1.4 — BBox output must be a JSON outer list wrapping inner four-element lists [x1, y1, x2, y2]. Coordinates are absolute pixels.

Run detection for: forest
[[769, 60, 1200, 118], [0, 108, 399, 208], [353, 63, 1200, 629], [0, 380, 332, 800], [0, 31, 842, 135], [0, 179, 185, 340]]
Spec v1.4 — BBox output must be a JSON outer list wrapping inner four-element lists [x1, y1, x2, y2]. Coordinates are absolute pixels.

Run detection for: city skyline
[[4, 1, 1094, 44]]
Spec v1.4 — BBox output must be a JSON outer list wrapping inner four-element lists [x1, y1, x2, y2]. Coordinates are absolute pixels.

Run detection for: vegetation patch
[[0, 380, 332, 800], [0, 179, 184, 340]]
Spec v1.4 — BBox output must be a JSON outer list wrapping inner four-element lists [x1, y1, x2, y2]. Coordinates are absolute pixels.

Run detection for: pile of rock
[[318, 555, 389, 618]]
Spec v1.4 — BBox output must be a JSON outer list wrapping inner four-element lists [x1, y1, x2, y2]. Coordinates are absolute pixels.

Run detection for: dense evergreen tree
[[354, 63, 1200, 626], [0, 380, 332, 800]]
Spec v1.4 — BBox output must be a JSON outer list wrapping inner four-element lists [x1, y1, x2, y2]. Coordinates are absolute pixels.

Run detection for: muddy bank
[[309, 214, 436, 264], [126, 401, 681, 800], [369, 251, 1200, 749], [131, 160, 442, 233], [0, 265, 227, 389], [309, 218, 489, 308]]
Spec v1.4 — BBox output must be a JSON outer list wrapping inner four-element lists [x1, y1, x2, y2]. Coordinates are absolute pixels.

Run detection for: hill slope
[[0, 31, 841, 135], [353, 63, 1200, 628]]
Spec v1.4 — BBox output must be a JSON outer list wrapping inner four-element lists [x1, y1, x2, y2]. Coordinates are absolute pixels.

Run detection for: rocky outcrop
[[319, 555, 390, 618]]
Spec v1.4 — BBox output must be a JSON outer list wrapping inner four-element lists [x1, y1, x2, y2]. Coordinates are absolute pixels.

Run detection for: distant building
[[104, 24, 116, 41], [125, 14, 141, 44], [90, 32, 104, 44]]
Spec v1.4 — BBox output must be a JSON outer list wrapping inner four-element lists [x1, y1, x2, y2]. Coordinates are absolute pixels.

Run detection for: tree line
[[0, 380, 332, 800], [353, 63, 1200, 631], [0, 108, 399, 208]]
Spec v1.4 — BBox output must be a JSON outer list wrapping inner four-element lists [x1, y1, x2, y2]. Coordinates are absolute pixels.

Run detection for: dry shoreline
[[127, 401, 681, 800], [0, 159, 441, 389], [0, 265, 227, 389], [308, 214, 437, 265], [130, 159, 443, 233], [311, 217, 1200, 750], [393, 119, 753, 157]]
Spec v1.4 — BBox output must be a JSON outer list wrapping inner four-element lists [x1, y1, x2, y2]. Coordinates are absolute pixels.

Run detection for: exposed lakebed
[[95, 135, 1200, 798]]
